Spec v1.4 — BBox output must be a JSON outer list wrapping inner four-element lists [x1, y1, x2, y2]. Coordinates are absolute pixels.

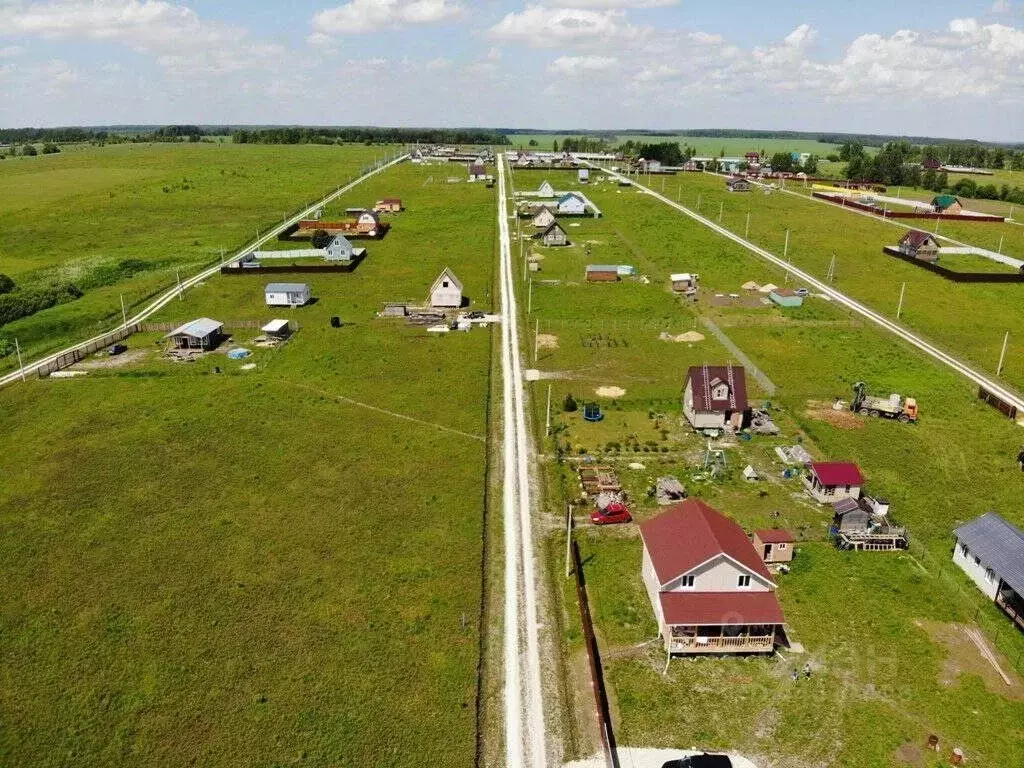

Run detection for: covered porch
[[996, 584, 1024, 632], [667, 624, 777, 654]]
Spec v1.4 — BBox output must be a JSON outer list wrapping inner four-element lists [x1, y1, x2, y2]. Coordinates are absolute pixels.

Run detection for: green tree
[[0, 274, 15, 295], [802, 155, 819, 175], [552, 139, 559, 152], [41, 143, 60, 154], [563, 393, 578, 413], [310, 229, 332, 249], [528, 139, 538, 147], [22, 144, 37, 156], [770, 152, 793, 172]]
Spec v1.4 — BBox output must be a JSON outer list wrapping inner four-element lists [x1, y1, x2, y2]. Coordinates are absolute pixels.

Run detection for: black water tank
[[330, 316, 341, 328]]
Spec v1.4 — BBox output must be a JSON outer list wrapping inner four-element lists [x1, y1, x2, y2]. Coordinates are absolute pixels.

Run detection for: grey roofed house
[[265, 282, 309, 294], [164, 317, 224, 350], [954, 512, 1024, 596]]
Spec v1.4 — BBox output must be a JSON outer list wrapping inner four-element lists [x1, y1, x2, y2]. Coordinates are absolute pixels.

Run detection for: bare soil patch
[[805, 400, 865, 430], [537, 334, 559, 350], [659, 331, 705, 343], [595, 386, 626, 398], [895, 742, 925, 767], [74, 348, 150, 370], [917, 620, 1024, 700]]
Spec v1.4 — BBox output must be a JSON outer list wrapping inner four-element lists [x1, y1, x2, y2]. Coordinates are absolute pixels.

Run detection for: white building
[[537, 180, 555, 198], [429, 268, 463, 308], [953, 513, 1024, 629], [556, 192, 587, 216], [265, 283, 312, 308]]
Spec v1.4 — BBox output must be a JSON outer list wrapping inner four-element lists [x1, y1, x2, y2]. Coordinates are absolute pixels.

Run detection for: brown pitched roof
[[639, 498, 774, 585], [686, 364, 749, 413], [755, 529, 795, 544], [901, 230, 935, 249]]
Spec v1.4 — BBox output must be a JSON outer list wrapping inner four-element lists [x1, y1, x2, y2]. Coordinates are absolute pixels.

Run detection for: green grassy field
[[0, 143, 390, 371], [625, 171, 1024, 392], [515, 168, 1024, 767], [0, 161, 496, 767]]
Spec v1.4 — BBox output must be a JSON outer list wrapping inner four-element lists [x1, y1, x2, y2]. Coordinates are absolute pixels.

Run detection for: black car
[[661, 753, 733, 768], [108, 344, 128, 356]]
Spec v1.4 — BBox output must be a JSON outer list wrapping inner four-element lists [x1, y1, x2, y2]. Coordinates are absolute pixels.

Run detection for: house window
[[974, 556, 981, 567], [959, 543, 969, 558], [778, 543, 787, 550], [443, 281, 449, 287], [986, 568, 996, 583], [737, 574, 751, 588], [680, 575, 695, 588]]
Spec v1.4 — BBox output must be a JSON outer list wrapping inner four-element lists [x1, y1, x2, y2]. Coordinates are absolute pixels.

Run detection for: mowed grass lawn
[[517, 169, 1024, 767], [0, 161, 496, 767], [0, 143, 388, 372], [645, 170, 1024, 392]]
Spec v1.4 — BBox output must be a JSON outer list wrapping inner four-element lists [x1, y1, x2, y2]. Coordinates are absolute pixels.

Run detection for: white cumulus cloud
[[310, 0, 463, 40], [489, 5, 644, 48], [548, 54, 617, 75]]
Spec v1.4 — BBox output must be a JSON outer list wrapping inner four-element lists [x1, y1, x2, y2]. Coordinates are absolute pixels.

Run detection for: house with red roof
[[682, 364, 751, 432], [804, 461, 864, 503], [898, 230, 940, 262], [640, 499, 786, 655]]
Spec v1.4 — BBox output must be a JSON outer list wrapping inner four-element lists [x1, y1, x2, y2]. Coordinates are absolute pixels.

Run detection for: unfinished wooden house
[[831, 496, 908, 551], [753, 529, 795, 563], [429, 268, 463, 308], [536, 222, 569, 247], [532, 206, 557, 229]]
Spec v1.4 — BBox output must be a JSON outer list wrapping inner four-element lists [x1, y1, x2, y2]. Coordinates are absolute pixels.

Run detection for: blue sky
[[1, 0, 1022, 140]]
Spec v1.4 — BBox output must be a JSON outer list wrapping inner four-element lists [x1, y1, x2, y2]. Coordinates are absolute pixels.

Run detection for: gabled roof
[[685, 364, 749, 413], [755, 529, 795, 544], [265, 283, 310, 293], [165, 317, 223, 339], [832, 497, 863, 516], [810, 462, 865, 486], [532, 206, 556, 219], [932, 194, 961, 209], [538, 222, 567, 238], [639, 498, 774, 586], [328, 235, 353, 248], [954, 512, 1024, 595], [659, 591, 784, 626], [430, 267, 462, 293], [557, 192, 585, 205], [901, 230, 936, 248]]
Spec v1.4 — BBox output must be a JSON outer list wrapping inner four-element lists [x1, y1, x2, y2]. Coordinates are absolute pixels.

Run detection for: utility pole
[[545, 384, 552, 437], [718, 201, 724, 224], [14, 337, 25, 382], [897, 281, 906, 319], [998, 331, 1010, 377], [783, 229, 790, 259], [120, 293, 128, 327], [534, 318, 540, 363], [565, 504, 573, 579], [998, 235, 1004, 255], [696, 193, 702, 213], [745, 211, 751, 239], [677, 184, 681, 201], [528, 279, 533, 314]]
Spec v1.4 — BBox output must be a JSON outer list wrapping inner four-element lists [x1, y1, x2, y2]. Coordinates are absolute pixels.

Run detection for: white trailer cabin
[[265, 283, 312, 308]]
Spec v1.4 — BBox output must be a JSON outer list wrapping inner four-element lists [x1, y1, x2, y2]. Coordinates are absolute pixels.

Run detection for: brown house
[[899, 230, 940, 262], [374, 198, 403, 213], [753, 529, 795, 563]]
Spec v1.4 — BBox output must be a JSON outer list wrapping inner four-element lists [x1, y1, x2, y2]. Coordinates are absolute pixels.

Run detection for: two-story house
[[640, 499, 786, 656], [681, 364, 751, 432]]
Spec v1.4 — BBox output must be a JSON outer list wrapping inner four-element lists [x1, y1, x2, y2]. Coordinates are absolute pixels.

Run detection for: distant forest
[[0, 125, 508, 146]]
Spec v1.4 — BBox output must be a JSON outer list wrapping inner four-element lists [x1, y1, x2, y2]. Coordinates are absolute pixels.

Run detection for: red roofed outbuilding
[[805, 461, 864, 503], [753, 529, 796, 563], [639, 499, 785, 656]]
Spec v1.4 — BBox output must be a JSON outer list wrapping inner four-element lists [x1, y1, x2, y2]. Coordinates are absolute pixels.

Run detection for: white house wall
[[662, 554, 771, 593], [953, 537, 1001, 601], [641, 547, 666, 635]]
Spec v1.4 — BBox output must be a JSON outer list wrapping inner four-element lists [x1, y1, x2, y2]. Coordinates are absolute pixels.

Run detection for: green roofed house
[[932, 194, 963, 214]]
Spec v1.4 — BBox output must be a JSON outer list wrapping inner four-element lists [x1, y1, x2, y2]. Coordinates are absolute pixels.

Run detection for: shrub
[[41, 143, 60, 155], [0, 274, 14, 295], [563, 393, 578, 413], [311, 229, 333, 249]]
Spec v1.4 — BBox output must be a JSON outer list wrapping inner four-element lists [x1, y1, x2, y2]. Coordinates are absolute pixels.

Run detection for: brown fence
[[35, 324, 140, 378], [978, 387, 1019, 420], [815, 192, 1004, 222], [220, 252, 366, 275], [881, 247, 1024, 283], [572, 538, 619, 768]]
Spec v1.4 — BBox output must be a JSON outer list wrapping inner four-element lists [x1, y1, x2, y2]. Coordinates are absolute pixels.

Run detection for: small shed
[[536, 222, 569, 247], [670, 273, 698, 292], [578, 169, 590, 183], [586, 265, 619, 283], [753, 529, 795, 563], [899, 230, 940, 262], [261, 319, 292, 340], [805, 462, 864, 503], [832, 498, 872, 532], [374, 198, 403, 213], [538, 180, 555, 198], [727, 177, 752, 192], [165, 318, 224, 350], [325, 235, 364, 262], [932, 195, 963, 214], [769, 288, 803, 308], [557, 192, 587, 216], [429, 268, 463, 308], [265, 282, 312, 308], [532, 207, 557, 229]]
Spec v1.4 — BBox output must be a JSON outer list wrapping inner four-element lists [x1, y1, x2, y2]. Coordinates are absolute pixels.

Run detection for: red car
[[590, 502, 632, 526]]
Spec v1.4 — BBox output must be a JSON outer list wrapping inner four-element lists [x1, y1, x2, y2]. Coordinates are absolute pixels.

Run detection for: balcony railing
[[668, 633, 775, 654]]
